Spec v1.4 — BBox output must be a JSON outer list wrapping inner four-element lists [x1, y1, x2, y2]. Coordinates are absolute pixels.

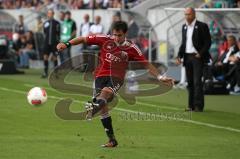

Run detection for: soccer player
[[57, 21, 174, 148]]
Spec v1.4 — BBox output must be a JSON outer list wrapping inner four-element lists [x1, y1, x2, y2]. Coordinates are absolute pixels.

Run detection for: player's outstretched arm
[[57, 37, 87, 52], [146, 63, 175, 87]]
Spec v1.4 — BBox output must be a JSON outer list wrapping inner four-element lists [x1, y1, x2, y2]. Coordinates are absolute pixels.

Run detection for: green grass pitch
[[0, 69, 240, 159]]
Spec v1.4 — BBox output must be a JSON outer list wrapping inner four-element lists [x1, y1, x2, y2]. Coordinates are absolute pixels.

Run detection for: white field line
[[1, 86, 240, 133], [115, 108, 240, 133]]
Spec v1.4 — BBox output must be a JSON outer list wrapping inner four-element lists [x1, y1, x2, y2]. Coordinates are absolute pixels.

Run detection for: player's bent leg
[[85, 87, 114, 119]]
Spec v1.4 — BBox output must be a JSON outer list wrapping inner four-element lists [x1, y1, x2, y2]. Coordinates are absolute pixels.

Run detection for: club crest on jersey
[[103, 40, 117, 51], [106, 42, 115, 50]]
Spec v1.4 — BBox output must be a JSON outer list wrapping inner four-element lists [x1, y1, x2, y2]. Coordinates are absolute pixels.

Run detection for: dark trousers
[[185, 54, 204, 110], [60, 47, 71, 64], [225, 62, 240, 89]]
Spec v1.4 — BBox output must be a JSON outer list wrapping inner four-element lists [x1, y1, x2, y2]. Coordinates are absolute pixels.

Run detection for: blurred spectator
[[80, 14, 93, 37], [34, 16, 43, 33], [15, 15, 28, 35], [203, 0, 239, 8], [124, 0, 142, 9], [0, 0, 134, 9], [14, 0, 22, 9], [60, 10, 76, 64], [112, 0, 122, 8], [12, 33, 21, 56], [218, 36, 228, 61], [70, 0, 84, 9], [102, 0, 109, 8], [88, 15, 103, 51], [212, 35, 239, 82], [59, 11, 65, 24], [209, 20, 222, 62], [44, 0, 56, 10], [18, 35, 27, 67], [0, 1, 3, 9], [79, 13, 93, 50], [0, 35, 8, 59], [225, 50, 240, 94], [56, 0, 69, 10], [238, 37, 240, 49], [95, 0, 103, 9], [202, 0, 213, 8], [19, 31, 36, 68], [107, 12, 122, 34], [89, 15, 104, 35], [135, 33, 148, 56], [126, 15, 139, 40]]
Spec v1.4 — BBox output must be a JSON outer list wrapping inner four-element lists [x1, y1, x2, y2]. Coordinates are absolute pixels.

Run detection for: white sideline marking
[[1, 86, 240, 133], [115, 108, 240, 133]]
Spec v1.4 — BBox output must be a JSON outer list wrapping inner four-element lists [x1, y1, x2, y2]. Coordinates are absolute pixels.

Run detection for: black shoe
[[101, 139, 118, 148], [41, 73, 48, 78], [194, 107, 203, 112], [185, 107, 194, 112]]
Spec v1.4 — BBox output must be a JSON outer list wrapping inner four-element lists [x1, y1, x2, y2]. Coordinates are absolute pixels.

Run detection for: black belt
[[185, 52, 197, 56]]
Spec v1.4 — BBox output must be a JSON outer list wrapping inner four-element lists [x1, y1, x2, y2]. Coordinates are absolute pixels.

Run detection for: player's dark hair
[[111, 21, 128, 33]]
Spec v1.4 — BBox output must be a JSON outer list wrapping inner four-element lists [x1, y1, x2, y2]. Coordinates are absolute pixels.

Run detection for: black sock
[[93, 98, 107, 115], [95, 98, 107, 108], [54, 60, 58, 68], [101, 116, 115, 140], [44, 60, 48, 75]]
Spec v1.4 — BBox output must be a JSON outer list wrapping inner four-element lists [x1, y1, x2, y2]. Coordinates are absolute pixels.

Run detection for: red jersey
[[86, 34, 148, 80]]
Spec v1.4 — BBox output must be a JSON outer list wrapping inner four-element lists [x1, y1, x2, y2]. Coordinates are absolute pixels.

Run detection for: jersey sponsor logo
[[105, 53, 121, 63]]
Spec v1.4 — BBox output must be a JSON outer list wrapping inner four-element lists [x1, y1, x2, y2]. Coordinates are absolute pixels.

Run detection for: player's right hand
[[56, 43, 67, 52]]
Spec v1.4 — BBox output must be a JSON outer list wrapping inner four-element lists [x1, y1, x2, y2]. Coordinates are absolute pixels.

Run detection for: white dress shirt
[[90, 24, 104, 34], [80, 22, 91, 36], [223, 46, 234, 64], [235, 51, 240, 58], [185, 19, 198, 54]]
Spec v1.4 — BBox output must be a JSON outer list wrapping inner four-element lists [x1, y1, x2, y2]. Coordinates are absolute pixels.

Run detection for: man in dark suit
[[42, 9, 60, 78], [176, 8, 211, 112]]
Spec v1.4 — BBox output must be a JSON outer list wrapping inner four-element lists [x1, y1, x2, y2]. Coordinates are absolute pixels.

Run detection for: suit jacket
[[178, 20, 211, 65], [219, 45, 239, 63], [127, 21, 139, 39]]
